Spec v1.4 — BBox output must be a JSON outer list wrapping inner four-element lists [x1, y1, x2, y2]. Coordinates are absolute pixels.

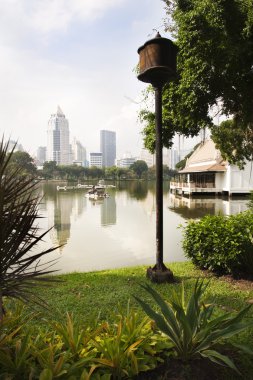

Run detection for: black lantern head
[[137, 32, 177, 87]]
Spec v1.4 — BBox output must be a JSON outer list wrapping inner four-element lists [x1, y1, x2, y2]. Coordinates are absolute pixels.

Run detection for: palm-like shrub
[[135, 280, 253, 373], [0, 138, 59, 320]]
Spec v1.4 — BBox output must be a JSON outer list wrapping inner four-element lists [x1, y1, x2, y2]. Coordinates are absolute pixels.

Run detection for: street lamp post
[[137, 32, 177, 283]]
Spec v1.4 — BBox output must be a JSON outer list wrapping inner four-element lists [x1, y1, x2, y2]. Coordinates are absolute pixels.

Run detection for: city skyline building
[[72, 137, 86, 166], [168, 148, 179, 169], [47, 106, 71, 165], [37, 146, 47, 165], [100, 130, 116, 167], [89, 152, 103, 168], [116, 154, 137, 168]]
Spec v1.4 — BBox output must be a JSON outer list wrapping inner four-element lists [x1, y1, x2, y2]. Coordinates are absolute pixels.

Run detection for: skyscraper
[[47, 106, 71, 165], [100, 130, 116, 167], [72, 137, 86, 166], [37, 146, 47, 165]]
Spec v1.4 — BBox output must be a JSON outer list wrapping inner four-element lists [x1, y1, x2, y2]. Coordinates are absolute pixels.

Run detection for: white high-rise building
[[168, 148, 180, 169], [47, 106, 71, 165], [72, 138, 86, 166], [89, 152, 103, 168]]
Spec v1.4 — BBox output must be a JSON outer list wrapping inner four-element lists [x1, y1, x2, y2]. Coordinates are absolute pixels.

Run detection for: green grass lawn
[[36, 261, 253, 328], [6, 262, 253, 379]]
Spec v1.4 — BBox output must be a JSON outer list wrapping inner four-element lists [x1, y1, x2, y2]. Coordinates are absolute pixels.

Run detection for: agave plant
[[0, 138, 59, 320], [134, 279, 253, 373]]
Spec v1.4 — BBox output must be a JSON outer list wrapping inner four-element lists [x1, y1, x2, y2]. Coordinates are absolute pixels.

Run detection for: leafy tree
[[163, 165, 177, 178], [140, 0, 253, 166], [211, 119, 253, 168], [8, 151, 37, 177], [105, 166, 117, 180], [147, 165, 156, 180], [0, 139, 58, 320], [88, 166, 104, 179], [42, 161, 58, 179], [175, 158, 186, 171], [147, 165, 177, 179], [116, 167, 130, 180], [129, 160, 148, 179], [58, 165, 85, 180]]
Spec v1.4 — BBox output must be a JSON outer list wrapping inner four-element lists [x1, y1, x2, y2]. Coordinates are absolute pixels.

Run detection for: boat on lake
[[85, 186, 110, 199]]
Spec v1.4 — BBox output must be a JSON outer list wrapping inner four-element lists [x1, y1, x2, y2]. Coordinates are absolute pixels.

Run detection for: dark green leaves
[[135, 279, 253, 372], [0, 138, 60, 317], [181, 210, 253, 276], [140, 0, 253, 166]]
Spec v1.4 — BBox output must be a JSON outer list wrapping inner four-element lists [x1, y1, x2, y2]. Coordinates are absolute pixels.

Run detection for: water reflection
[[37, 181, 249, 273], [169, 193, 249, 219], [127, 181, 148, 200], [101, 196, 116, 226], [41, 184, 118, 249]]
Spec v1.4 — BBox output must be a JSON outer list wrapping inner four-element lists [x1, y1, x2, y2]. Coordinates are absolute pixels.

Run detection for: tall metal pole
[[155, 86, 164, 270], [146, 84, 173, 282], [137, 32, 176, 283]]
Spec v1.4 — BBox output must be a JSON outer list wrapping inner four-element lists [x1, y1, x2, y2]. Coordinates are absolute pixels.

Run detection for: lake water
[[37, 181, 249, 274]]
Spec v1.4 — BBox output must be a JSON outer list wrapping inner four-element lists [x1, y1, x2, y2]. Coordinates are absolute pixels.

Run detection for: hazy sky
[[0, 0, 167, 158]]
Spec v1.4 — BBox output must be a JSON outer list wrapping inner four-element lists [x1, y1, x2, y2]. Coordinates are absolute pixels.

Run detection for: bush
[[181, 210, 253, 277]]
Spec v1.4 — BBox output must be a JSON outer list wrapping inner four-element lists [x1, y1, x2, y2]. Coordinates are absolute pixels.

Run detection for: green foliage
[[181, 210, 253, 276], [8, 150, 38, 177], [134, 280, 253, 373], [175, 143, 201, 170], [175, 158, 186, 171], [0, 302, 34, 378], [92, 308, 159, 379], [0, 304, 164, 379], [42, 161, 58, 179], [147, 165, 177, 180], [1, 265, 253, 378], [211, 119, 253, 169], [0, 138, 59, 319], [129, 160, 148, 179], [42, 162, 109, 181], [105, 166, 118, 180], [140, 0, 253, 165], [42, 161, 90, 181]]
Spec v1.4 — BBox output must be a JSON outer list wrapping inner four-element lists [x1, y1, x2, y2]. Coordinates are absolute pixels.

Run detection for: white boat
[[85, 186, 110, 199]]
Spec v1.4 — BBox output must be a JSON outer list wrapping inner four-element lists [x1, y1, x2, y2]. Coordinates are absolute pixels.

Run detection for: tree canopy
[[8, 151, 37, 176], [130, 160, 148, 179], [140, 0, 253, 166]]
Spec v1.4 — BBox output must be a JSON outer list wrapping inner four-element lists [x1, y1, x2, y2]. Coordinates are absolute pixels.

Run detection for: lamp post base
[[146, 264, 174, 283]]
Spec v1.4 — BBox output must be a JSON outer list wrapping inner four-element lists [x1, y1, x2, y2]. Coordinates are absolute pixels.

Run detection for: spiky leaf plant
[[134, 279, 253, 374], [0, 138, 59, 320]]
